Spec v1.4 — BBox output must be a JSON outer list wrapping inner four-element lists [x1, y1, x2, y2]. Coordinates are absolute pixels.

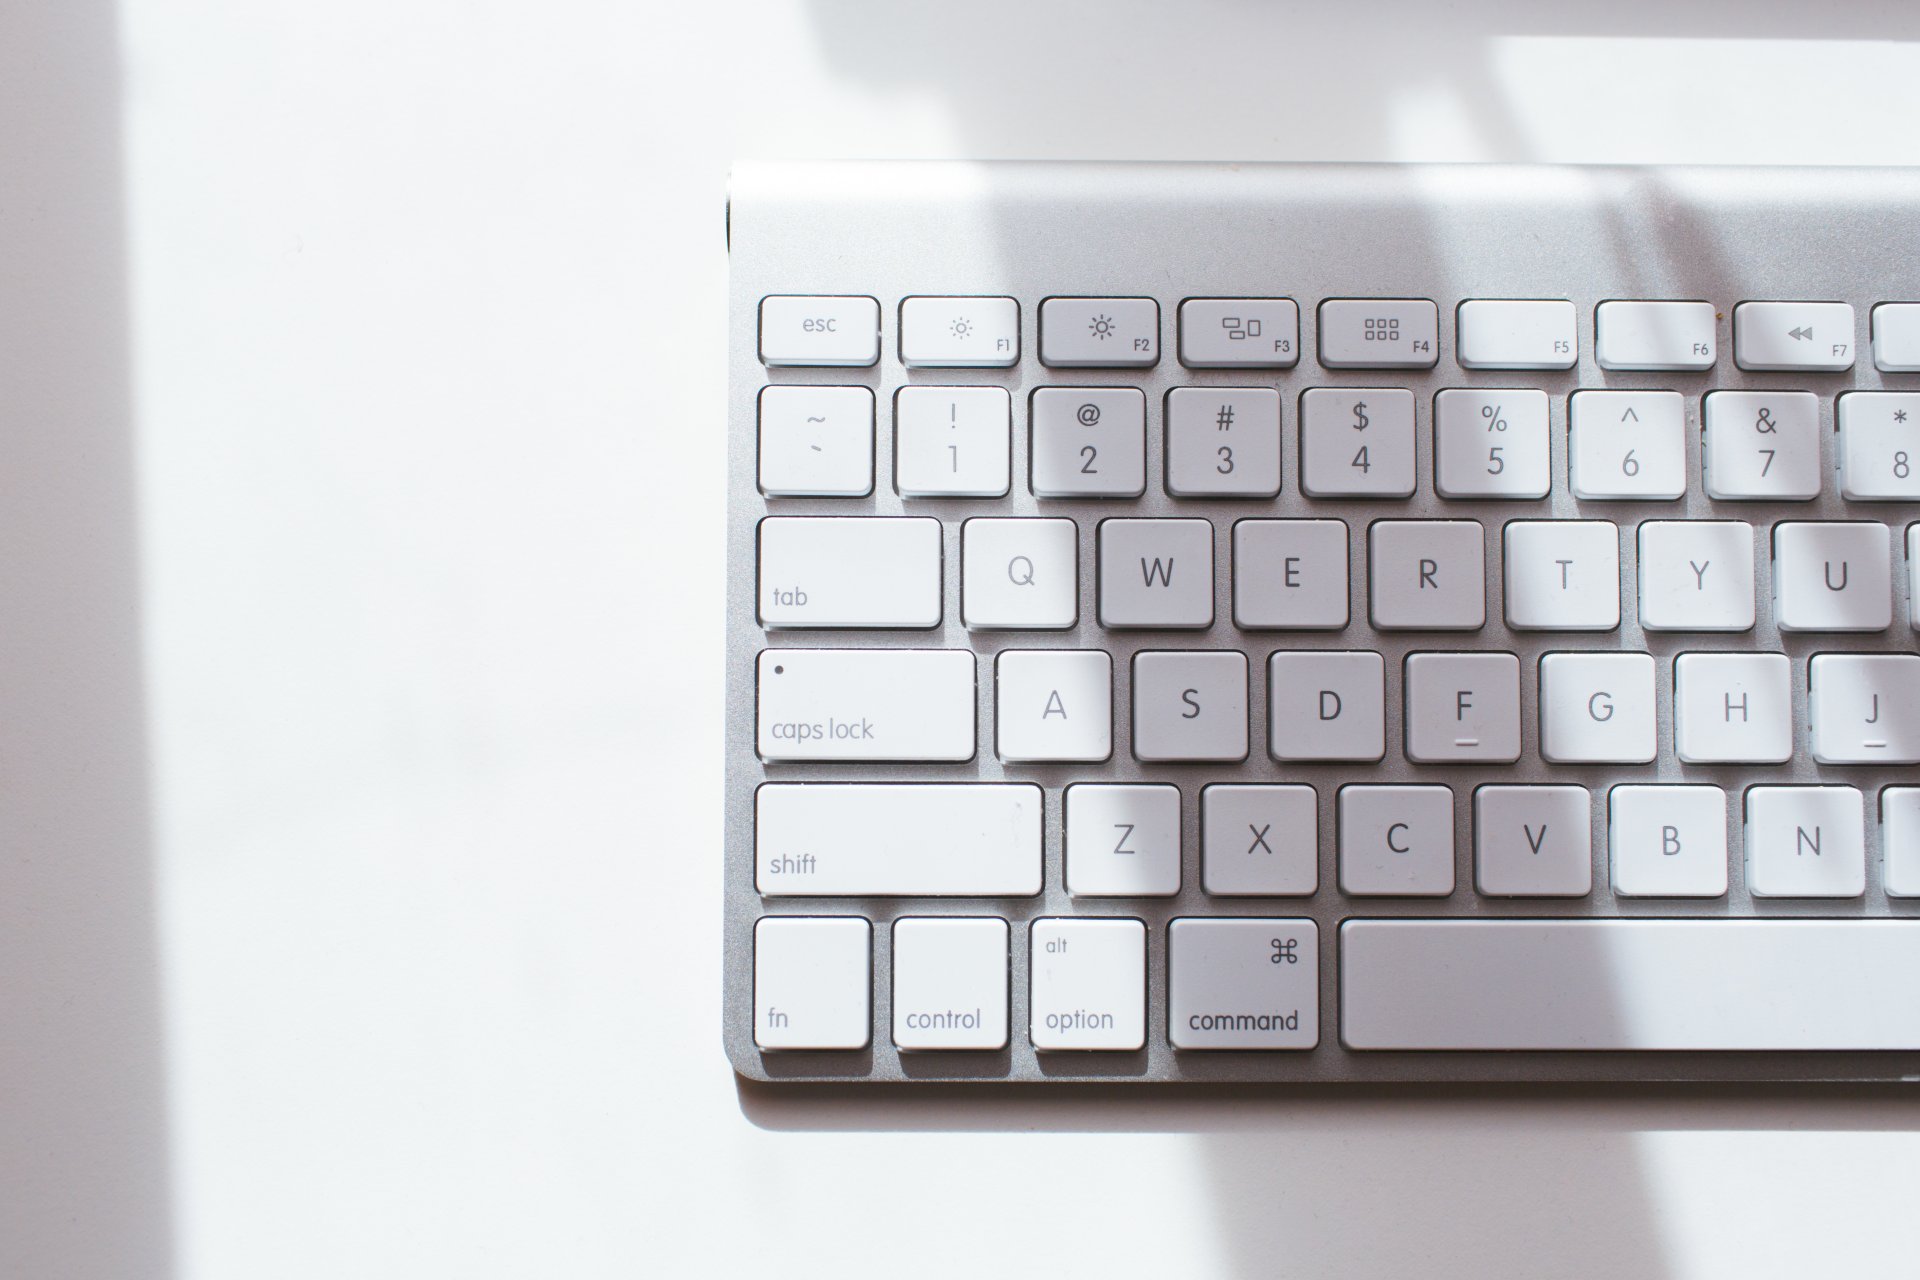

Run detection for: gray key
[[1177, 298, 1300, 368], [1201, 785, 1318, 896], [1167, 918, 1319, 1050], [1299, 388, 1416, 498], [1317, 298, 1439, 369], [1131, 651, 1249, 762], [1098, 519, 1214, 628], [1368, 520, 1485, 630], [1267, 650, 1384, 762], [1404, 651, 1521, 763], [1474, 785, 1593, 897], [1338, 784, 1455, 897], [1040, 297, 1159, 367], [1164, 387, 1281, 497], [1232, 519, 1348, 630], [1030, 387, 1147, 498]]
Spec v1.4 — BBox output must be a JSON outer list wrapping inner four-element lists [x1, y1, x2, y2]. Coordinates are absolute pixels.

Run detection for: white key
[[1912, 526, 1920, 629], [1837, 392, 1920, 500], [1404, 651, 1520, 763], [1539, 652, 1655, 764], [1337, 785, 1455, 897], [1609, 785, 1729, 898], [893, 386, 1010, 497], [1132, 651, 1248, 762], [1474, 785, 1592, 897], [1569, 390, 1687, 501], [1178, 297, 1300, 368], [1268, 650, 1385, 762], [1317, 298, 1439, 369], [757, 516, 942, 629], [1810, 653, 1920, 764], [1098, 518, 1214, 628], [1201, 785, 1318, 896], [755, 784, 1042, 897], [891, 917, 1009, 1051], [1637, 521, 1755, 632], [1433, 388, 1551, 499], [1029, 918, 1145, 1051], [1673, 652, 1793, 764], [961, 517, 1078, 630], [1232, 519, 1349, 630], [1703, 390, 1821, 500], [1066, 784, 1181, 896], [757, 649, 974, 762], [994, 649, 1111, 762], [753, 916, 869, 1050], [1595, 300, 1717, 371], [758, 295, 881, 367], [899, 296, 1019, 368], [1039, 297, 1159, 368], [1368, 520, 1485, 630], [1030, 387, 1146, 498], [1503, 520, 1620, 631], [1341, 919, 1920, 1050], [1746, 786, 1866, 899], [1165, 387, 1281, 497], [757, 385, 874, 497], [1883, 788, 1920, 898], [1734, 300, 1856, 371], [1773, 522, 1892, 632], [1871, 302, 1920, 373], [1455, 299, 1577, 370], [1168, 919, 1319, 1050], [1299, 388, 1416, 498]]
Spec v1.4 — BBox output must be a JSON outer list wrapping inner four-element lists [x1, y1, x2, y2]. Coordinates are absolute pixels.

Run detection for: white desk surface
[[4, 0, 1920, 1275]]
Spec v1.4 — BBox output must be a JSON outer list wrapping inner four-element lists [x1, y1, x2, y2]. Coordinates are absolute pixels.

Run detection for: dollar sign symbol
[[1351, 400, 1369, 430]]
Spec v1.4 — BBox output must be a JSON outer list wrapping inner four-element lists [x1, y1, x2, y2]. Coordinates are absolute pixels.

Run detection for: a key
[[1317, 298, 1439, 369], [1039, 297, 1159, 368], [753, 916, 870, 1050], [1455, 299, 1577, 370], [1836, 392, 1920, 500], [755, 784, 1042, 897], [1594, 300, 1717, 371], [890, 917, 1010, 1051], [1065, 784, 1181, 897], [1673, 652, 1792, 764], [894, 386, 1011, 497], [1884, 788, 1920, 898], [1164, 386, 1281, 497], [1609, 785, 1729, 898], [1267, 650, 1385, 762], [1637, 521, 1755, 632], [1232, 519, 1349, 630], [1097, 518, 1214, 628], [757, 385, 874, 497], [1538, 652, 1655, 764], [1568, 389, 1687, 500], [1336, 784, 1455, 897], [1178, 297, 1300, 368], [1029, 387, 1147, 498], [1299, 388, 1416, 498], [1403, 651, 1521, 763], [756, 649, 974, 762], [1433, 388, 1551, 499], [899, 296, 1020, 368], [1733, 300, 1855, 371], [1703, 390, 1821, 500], [1503, 520, 1620, 631], [757, 516, 942, 629], [1473, 785, 1592, 897], [1167, 919, 1319, 1050], [961, 517, 1078, 630], [1028, 918, 1146, 1051], [1810, 653, 1920, 764], [1745, 786, 1866, 899], [1773, 522, 1892, 632], [1871, 302, 1920, 373], [1200, 784, 1318, 896], [1131, 650, 1249, 762], [1368, 520, 1485, 630], [758, 294, 880, 367], [994, 649, 1111, 762]]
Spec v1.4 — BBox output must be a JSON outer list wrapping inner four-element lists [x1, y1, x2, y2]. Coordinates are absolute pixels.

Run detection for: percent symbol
[[1481, 403, 1508, 431]]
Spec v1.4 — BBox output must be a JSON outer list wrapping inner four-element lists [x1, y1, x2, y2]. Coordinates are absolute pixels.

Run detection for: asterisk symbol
[[1896, 409, 1910, 423]]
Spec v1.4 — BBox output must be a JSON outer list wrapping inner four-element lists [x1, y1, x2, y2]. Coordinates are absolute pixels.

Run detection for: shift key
[[757, 649, 976, 761]]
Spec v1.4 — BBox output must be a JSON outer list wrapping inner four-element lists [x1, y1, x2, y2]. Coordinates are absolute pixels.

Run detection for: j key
[[1810, 653, 1920, 764]]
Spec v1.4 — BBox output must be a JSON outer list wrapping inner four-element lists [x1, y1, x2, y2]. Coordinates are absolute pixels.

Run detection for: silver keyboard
[[723, 162, 1920, 1084]]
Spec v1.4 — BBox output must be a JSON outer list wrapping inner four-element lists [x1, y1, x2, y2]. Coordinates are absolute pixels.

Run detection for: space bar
[[1341, 920, 1920, 1051]]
